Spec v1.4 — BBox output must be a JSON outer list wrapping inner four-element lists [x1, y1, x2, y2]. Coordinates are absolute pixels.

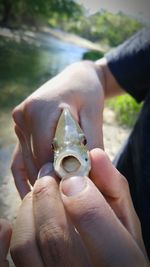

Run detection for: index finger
[[33, 174, 92, 267], [10, 193, 44, 267], [11, 143, 31, 199]]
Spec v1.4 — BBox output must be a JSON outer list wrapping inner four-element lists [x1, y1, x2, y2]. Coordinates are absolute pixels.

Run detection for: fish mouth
[[54, 149, 90, 179], [61, 155, 81, 173]]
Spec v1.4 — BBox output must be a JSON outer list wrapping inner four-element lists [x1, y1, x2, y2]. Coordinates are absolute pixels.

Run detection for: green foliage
[[82, 50, 104, 60], [65, 10, 143, 47], [107, 94, 143, 127], [0, 0, 83, 27], [0, 0, 144, 49]]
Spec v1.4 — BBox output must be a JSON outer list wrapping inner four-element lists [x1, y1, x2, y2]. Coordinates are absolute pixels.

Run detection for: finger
[[80, 106, 104, 150], [11, 143, 31, 199], [38, 162, 55, 179], [60, 176, 147, 267], [10, 193, 44, 267], [90, 148, 128, 198], [0, 219, 12, 267], [15, 125, 38, 186], [33, 172, 92, 267], [12, 104, 38, 186], [26, 107, 62, 166], [90, 148, 145, 250]]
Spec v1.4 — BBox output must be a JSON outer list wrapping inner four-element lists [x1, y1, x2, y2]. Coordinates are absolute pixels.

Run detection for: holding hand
[[11, 61, 105, 198], [10, 149, 149, 267]]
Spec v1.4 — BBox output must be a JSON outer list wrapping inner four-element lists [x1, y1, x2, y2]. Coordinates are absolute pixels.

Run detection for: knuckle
[[11, 158, 21, 176], [120, 175, 129, 193], [80, 205, 100, 226], [38, 223, 66, 263], [72, 197, 101, 228], [23, 192, 32, 202], [11, 160, 24, 186], [33, 179, 50, 198], [11, 160, 16, 175], [12, 104, 24, 126], [23, 97, 37, 119], [12, 97, 36, 126]]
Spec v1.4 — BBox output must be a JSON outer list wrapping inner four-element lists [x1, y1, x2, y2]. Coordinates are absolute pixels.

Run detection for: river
[[0, 32, 88, 108]]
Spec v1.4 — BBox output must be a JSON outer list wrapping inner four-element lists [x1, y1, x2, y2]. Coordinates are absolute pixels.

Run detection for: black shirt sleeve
[[105, 27, 150, 102]]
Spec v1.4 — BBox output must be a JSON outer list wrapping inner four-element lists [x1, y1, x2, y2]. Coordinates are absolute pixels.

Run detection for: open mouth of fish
[[52, 107, 91, 179]]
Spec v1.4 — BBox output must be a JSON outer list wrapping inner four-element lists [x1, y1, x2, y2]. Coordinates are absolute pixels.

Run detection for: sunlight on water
[[0, 35, 88, 108]]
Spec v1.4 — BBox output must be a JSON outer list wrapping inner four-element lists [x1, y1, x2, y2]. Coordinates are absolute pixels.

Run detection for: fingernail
[[38, 162, 53, 178], [61, 176, 87, 196]]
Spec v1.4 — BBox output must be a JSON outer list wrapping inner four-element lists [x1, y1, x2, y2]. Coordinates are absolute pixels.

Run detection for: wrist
[[95, 58, 106, 95], [95, 57, 124, 98], [72, 59, 105, 92]]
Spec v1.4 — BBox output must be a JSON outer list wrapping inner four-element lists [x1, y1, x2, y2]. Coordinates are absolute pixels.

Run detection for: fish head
[[52, 108, 91, 179]]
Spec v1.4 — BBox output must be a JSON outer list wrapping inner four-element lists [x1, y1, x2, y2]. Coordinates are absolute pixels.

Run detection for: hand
[[10, 149, 149, 267], [11, 61, 105, 198], [0, 219, 12, 267]]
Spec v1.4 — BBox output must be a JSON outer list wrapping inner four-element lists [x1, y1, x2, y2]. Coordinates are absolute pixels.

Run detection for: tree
[[65, 10, 144, 47], [0, 0, 83, 27]]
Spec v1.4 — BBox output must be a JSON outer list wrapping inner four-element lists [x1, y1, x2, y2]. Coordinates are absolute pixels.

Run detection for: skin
[[11, 60, 105, 198], [10, 149, 149, 267], [0, 219, 12, 267], [9, 57, 149, 265], [11, 58, 125, 198]]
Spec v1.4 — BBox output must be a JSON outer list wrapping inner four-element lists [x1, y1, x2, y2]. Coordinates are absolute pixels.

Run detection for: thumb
[[60, 176, 146, 267]]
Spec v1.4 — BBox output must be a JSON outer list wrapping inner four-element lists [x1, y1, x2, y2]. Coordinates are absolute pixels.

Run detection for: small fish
[[52, 108, 91, 179]]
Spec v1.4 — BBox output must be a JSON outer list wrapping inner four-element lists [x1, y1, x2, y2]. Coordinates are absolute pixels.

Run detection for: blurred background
[[0, 1, 149, 263]]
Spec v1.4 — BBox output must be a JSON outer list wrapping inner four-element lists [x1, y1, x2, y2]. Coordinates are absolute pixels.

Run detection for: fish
[[52, 107, 91, 179]]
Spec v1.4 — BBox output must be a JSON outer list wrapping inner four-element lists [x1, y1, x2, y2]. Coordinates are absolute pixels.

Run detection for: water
[[0, 34, 88, 108]]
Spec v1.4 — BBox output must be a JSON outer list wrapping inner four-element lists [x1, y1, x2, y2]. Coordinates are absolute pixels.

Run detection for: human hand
[[10, 149, 149, 267], [0, 219, 12, 267], [11, 61, 105, 198]]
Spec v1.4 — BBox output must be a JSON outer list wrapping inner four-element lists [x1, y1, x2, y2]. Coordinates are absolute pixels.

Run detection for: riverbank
[[0, 26, 106, 52]]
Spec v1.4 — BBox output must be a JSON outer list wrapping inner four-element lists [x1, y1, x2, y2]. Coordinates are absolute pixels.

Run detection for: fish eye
[[79, 133, 87, 146], [83, 137, 87, 146], [51, 138, 58, 150]]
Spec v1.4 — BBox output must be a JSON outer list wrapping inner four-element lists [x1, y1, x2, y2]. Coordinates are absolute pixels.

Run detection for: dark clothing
[[106, 27, 150, 102], [106, 27, 150, 258]]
